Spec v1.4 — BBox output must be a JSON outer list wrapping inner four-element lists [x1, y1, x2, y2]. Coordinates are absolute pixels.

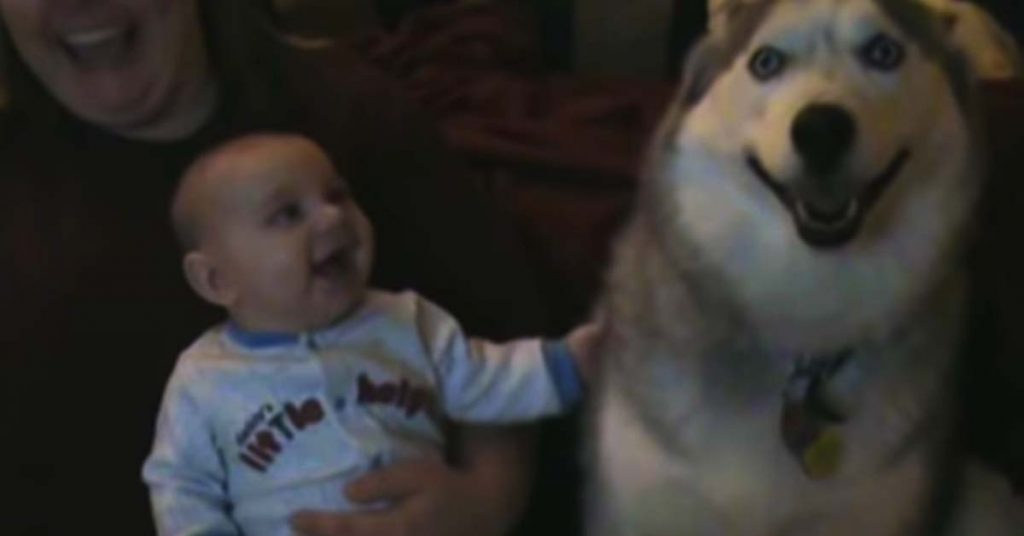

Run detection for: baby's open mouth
[[312, 247, 355, 279], [746, 149, 911, 249]]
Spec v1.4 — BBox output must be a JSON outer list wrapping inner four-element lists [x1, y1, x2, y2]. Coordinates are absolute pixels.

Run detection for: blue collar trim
[[226, 323, 302, 349]]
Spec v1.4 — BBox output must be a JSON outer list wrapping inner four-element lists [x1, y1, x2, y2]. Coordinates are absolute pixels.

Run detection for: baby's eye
[[267, 202, 304, 227]]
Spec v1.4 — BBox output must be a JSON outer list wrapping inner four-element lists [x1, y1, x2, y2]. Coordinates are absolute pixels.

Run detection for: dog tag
[[781, 399, 844, 479], [802, 427, 844, 479], [780, 352, 851, 480]]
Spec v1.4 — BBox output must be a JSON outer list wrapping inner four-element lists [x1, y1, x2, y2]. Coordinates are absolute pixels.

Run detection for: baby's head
[[172, 133, 374, 333]]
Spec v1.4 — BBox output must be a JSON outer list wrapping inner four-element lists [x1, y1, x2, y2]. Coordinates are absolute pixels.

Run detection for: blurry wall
[[270, 0, 379, 37], [572, 0, 676, 78], [267, 0, 1019, 79], [573, 0, 707, 79]]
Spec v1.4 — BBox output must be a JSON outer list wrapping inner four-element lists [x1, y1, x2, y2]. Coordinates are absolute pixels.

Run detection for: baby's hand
[[566, 320, 603, 385]]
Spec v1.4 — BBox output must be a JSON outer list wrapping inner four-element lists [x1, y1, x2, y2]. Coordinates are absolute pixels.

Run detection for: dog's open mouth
[[746, 150, 911, 249]]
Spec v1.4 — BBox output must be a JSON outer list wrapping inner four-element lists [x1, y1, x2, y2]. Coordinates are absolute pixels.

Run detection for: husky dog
[[588, 1, 1023, 534]]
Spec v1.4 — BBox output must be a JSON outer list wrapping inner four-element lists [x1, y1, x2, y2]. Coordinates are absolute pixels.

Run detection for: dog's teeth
[[797, 200, 858, 229], [796, 202, 812, 224], [842, 199, 859, 221], [63, 27, 123, 47]]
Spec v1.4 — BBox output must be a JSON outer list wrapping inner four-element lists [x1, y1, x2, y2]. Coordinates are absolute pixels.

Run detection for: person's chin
[[310, 289, 365, 327], [57, 52, 167, 133], [333, 290, 367, 319], [73, 77, 162, 131]]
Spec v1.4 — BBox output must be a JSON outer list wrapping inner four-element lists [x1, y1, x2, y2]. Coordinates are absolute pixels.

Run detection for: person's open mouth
[[60, 24, 138, 69]]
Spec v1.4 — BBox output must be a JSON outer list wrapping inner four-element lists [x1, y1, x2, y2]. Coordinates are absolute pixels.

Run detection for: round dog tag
[[802, 427, 844, 480]]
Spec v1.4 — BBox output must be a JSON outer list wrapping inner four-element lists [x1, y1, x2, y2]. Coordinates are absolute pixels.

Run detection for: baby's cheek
[[262, 253, 307, 291]]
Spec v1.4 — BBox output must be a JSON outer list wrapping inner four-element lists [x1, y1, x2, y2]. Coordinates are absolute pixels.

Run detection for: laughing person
[[142, 133, 592, 536]]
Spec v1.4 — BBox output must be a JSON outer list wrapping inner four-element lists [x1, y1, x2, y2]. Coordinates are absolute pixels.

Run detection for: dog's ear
[[708, 0, 764, 34], [680, 37, 726, 106], [708, 0, 737, 33], [922, 0, 1023, 80], [683, 0, 771, 106]]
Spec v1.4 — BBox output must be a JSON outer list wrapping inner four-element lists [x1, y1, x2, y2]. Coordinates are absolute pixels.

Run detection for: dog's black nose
[[791, 104, 856, 176]]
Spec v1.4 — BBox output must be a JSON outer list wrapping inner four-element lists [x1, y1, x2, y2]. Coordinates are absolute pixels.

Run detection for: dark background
[[375, 0, 1022, 76]]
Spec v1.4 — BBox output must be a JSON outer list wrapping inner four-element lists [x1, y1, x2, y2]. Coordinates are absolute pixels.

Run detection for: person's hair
[[0, 0, 286, 130]]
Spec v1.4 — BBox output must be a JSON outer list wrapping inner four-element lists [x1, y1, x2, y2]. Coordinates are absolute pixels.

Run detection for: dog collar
[[780, 349, 854, 480]]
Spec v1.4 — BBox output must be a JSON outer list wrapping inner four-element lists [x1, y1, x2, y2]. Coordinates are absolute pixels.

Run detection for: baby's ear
[[183, 251, 237, 307]]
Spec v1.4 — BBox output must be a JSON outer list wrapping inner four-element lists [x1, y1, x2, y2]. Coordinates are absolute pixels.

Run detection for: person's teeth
[[63, 27, 123, 47]]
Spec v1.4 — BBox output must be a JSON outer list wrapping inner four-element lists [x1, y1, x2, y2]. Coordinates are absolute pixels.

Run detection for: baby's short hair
[[170, 132, 318, 252], [170, 166, 205, 253]]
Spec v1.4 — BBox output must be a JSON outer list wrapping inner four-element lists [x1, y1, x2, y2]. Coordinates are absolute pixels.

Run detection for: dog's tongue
[[794, 200, 862, 249], [799, 200, 857, 227]]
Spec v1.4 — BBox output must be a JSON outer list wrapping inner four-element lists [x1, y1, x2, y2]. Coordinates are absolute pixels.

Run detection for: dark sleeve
[[291, 45, 549, 339]]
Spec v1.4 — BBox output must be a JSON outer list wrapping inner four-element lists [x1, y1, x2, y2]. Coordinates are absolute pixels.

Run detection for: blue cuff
[[542, 339, 584, 409]]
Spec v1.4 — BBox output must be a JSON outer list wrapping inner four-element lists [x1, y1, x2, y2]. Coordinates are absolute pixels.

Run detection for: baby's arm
[[565, 320, 603, 383], [142, 375, 239, 536], [413, 296, 588, 422]]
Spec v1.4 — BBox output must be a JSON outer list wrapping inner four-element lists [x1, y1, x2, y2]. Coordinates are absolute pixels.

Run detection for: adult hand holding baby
[[290, 318, 603, 536], [293, 428, 531, 536]]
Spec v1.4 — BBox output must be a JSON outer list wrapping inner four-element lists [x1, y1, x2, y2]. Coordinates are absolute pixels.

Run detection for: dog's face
[[653, 0, 978, 351]]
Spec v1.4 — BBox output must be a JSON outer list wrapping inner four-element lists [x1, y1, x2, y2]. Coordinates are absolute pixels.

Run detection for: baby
[[142, 133, 589, 536]]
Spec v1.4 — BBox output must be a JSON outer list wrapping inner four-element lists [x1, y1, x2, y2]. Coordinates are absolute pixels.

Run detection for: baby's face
[[204, 140, 374, 332]]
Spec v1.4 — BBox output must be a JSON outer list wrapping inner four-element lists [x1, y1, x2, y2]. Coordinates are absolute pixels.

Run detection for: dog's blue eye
[[859, 34, 905, 71], [749, 46, 788, 81]]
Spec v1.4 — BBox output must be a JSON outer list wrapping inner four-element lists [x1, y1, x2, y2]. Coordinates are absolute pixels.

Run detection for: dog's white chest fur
[[593, 376, 932, 535], [588, 219, 955, 535], [589, 323, 953, 535]]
